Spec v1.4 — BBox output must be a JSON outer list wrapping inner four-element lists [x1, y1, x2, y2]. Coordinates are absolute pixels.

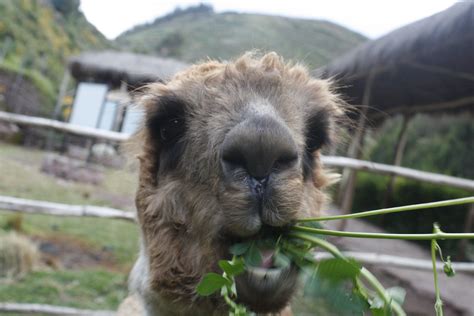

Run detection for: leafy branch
[[196, 256, 250, 315], [196, 197, 474, 315], [287, 232, 406, 316]]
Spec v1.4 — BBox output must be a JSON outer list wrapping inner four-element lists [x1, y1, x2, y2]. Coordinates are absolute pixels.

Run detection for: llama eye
[[160, 118, 184, 143]]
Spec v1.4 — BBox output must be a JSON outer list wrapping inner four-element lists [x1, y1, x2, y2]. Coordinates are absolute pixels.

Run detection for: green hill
[[0, 0, 109, 114], [116, 4, 366, 68]]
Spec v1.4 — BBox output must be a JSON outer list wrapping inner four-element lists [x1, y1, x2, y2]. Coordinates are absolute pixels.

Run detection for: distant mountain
[[0, 0, 109, 113], [116, 4, 366, 69]]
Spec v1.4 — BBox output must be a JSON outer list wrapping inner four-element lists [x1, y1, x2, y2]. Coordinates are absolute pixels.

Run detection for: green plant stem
[[297, 197, 474, 223], [291, 225, 474, 240], [289, 232, 406, 316], [431, 225, 444, 316], [223, 292, 239, 312]]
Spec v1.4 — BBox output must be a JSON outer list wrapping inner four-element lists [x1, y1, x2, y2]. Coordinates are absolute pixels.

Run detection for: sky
[[80, 0, 457, 40]]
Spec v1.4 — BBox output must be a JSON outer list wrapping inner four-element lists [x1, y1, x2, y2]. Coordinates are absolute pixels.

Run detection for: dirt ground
[[32, 234, 122, 272]]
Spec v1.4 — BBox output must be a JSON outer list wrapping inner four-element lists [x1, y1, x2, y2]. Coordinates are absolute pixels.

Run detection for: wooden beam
[[458, 204, 474, 259], [52, 70, 71, 120], [382, 115, 412, 208], [0, 196, 135, 222], [337, 71, 375, 230], [0, 111, 129, 142], [314, 251, 474, 273], [406, 61, 474, 81], [0, 303, 115, 315], [321, 156, 474, 191], [370, 96, 474, 120]]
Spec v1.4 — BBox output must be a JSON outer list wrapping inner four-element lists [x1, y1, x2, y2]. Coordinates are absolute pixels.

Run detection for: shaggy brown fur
[[121, 52, 344, 315]]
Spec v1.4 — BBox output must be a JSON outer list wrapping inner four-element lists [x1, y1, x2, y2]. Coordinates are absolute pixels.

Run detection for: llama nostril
[[222, 151, 246, 169], [273, 154, 298, 170], [248, 176, 269, 198]]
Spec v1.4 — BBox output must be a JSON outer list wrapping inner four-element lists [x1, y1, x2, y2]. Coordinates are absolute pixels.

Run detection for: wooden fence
[[1, 111, 473, 191]]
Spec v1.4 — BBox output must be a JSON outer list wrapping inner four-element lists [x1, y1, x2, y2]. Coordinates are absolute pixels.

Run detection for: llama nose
[[221, 115, 298, 182]]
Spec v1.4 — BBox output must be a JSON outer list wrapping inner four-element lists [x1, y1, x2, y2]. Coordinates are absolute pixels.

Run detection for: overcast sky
[[80, 0, 457, 40]]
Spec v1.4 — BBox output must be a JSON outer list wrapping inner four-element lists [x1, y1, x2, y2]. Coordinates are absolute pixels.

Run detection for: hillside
[[0, 0, 109, 115], [116, 5, 366, 68]]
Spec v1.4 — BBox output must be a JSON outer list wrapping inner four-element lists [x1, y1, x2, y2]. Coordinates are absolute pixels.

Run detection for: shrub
[[0, 232, 39, 279], [352, 172, 472, 257]]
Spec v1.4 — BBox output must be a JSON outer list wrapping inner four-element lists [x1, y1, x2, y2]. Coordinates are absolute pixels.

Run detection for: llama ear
[[126, 129, 160, 189], [126, 83, 171, 189], [123, 112, 161, 190]]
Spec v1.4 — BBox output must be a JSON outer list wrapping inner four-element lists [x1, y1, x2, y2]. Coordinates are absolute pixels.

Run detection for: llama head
[[130, 52, 344, 313]]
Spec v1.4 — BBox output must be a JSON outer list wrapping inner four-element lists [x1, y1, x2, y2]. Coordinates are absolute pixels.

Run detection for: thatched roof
[[318, 3, 474, 119], [68, 51, 189, 89]]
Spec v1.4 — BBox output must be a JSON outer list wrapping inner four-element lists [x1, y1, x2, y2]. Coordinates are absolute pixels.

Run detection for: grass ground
[[0, 141, 139, 311]]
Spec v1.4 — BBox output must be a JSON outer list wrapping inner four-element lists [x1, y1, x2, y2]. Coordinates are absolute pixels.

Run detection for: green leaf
[[196, 273, 230, 296], [305, 221, 325, 229], [302, 221, 327, 239], [229, 242, 251, 256], [370, 307, 390, 316], [317, 258, 361, 283], [386, 287, 406, 305], [443, 256, 456, 277], [219, 259, 245, 276], [369, 295, 392, 316], [302, 271, 367, 314], [369, 295, 384, 310], [230, 282, 237, 296], [273, 252, 291, 269], [244, 243, 262, 267]]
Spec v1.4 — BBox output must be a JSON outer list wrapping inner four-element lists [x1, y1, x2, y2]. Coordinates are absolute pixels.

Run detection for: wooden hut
[[68, 50, 189, 90], [316, 2, 474, 214]]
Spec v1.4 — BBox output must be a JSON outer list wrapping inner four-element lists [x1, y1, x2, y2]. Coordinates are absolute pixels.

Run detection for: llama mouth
[[235, 261, 298, 313], [245, 264, 295, 287], [228, 241, 299, 313], [220, 225, 299, 312], [243, 247, 296, 287]]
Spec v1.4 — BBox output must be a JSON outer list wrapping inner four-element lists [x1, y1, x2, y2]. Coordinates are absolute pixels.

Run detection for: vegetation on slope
[[0, 0, 109, 113], [117, 4, 366, 68]]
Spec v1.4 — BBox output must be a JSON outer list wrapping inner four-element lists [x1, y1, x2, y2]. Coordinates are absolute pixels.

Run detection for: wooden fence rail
[[1, 195, 474, 273], [0, 303, 115, 315], [0, 195, 135, 222], [0, 111, 128, 142], [321, 156, 474, 191], [315, 251, 474, 273]]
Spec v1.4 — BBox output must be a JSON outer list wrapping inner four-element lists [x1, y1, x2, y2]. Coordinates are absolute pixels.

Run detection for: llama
[[119, 52, 344, 315]]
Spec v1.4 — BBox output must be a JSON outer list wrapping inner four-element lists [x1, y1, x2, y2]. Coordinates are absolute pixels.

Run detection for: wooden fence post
[[337, 70, 376, 230], [458, 204, 474, 260], [382, 114, 412, 208]]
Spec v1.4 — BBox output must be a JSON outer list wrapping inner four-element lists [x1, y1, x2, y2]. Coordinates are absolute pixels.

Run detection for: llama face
[[133, 53, 343, 314]]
